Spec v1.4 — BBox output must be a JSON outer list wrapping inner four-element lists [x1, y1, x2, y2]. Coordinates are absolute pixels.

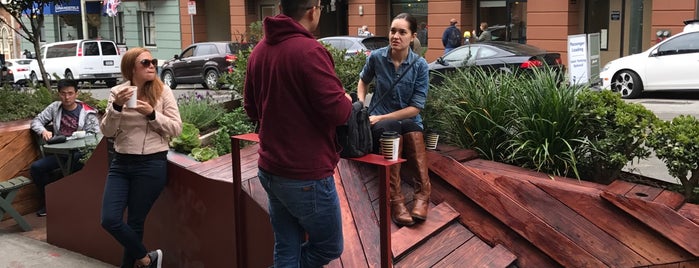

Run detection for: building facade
[[225, 0, 699, 65], [6, 0, 699, 68]]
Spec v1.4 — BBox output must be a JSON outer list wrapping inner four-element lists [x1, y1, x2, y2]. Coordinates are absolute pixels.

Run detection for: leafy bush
[[574, 89, 658, 183], [220, 47, 251, 98], [212, 107, 256, 155], [646, 115, 699, 200], [324, 44, 368, 92], [77, 90, 100, 110], [170, 122, 201, 154], [190, 147, 219, 162], [95, 99, 109, 113], [0, 86, 54, 122], [177, 91, 225, 131]]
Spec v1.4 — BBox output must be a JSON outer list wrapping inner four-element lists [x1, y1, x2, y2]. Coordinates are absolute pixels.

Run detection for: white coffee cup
[[426, 132, 440, 150], [126, 86, 138, 108], [73, 130, 86, 139], [380, 131, 401, 161]]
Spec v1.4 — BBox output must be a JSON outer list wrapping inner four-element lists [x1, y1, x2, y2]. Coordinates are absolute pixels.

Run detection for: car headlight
[[601, 61, 613, 72]]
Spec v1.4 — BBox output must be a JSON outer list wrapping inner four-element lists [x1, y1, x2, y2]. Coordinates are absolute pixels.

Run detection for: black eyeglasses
[[139, 58, 158, 67]]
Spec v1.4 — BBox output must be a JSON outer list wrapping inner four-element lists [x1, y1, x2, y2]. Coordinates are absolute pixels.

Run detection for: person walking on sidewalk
[[441, 18, 462, 54], [100, 47, 182, 268], [357, 12, 431, 226], [244, 0, 352, 267]]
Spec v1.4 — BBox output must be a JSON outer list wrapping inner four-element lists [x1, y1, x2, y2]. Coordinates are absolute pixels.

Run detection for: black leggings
[[371, 119, 422, 153]]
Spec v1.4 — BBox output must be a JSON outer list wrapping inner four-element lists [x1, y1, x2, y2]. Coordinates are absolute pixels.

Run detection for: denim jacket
[[359, 46, 429, 128]]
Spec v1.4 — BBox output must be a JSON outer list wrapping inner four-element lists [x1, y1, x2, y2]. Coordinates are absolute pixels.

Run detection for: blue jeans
[[100, 153, 168, 268], [258, 169, 343, 268]]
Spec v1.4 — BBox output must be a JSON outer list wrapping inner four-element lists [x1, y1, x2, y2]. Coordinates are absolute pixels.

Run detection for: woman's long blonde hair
[[121, 47, 163, 107]]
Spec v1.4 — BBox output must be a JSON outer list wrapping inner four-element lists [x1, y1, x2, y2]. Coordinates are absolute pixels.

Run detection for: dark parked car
[[160, 42, 239, 89], [428, 41, 564, 85], [318, 36, 389, 58]]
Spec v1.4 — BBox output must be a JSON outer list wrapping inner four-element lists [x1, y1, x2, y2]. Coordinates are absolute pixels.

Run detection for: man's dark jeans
[[100, 153, 167, 268], [30, 152, 83, 204]]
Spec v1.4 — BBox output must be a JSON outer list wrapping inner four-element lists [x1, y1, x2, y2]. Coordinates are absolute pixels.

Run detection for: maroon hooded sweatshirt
[[244, 14, 352, 180]]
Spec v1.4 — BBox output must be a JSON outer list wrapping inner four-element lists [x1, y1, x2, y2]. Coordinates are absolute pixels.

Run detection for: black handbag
[[337, 57, 419, 158]]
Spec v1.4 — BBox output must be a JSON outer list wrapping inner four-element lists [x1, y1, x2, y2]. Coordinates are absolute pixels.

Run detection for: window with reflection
[[391, 0, 428, 47], [479, 0, 527, 43]]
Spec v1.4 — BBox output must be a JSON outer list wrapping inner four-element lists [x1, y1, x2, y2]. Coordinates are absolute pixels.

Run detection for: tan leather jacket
[[100, 82, 182, 155]]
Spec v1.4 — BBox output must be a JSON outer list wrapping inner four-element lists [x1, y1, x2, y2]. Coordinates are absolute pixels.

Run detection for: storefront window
[[391, 0, 428, 47], [478, 0, 527, 43]]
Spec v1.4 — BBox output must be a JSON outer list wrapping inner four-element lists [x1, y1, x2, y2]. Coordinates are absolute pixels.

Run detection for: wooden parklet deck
[[35, 136, 699, 267], [216, 141, 698, 268]]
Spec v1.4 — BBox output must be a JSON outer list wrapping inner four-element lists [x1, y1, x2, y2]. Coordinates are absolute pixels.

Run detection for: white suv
[[29, 40, 122, 87]]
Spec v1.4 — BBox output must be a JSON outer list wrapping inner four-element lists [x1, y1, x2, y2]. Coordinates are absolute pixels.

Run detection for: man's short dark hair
[[57, 79, 78, 92], [281, 0, 317, 21]]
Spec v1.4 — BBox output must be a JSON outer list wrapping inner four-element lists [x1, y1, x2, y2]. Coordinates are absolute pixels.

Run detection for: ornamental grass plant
[[425, 67, 586, 178]]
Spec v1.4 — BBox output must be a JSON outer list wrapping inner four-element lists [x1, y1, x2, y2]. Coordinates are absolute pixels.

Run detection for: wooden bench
[[0, 176, 33, 231]]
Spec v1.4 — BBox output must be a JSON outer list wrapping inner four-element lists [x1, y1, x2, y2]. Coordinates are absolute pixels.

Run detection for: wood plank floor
[[208, 144, 514, 267], [196, 142, 697, 267]]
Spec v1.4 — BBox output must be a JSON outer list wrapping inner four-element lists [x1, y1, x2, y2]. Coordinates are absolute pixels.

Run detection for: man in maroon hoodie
[[244, 0, 352, 267]]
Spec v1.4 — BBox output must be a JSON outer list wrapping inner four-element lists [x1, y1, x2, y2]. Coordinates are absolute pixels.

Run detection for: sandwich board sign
[[567, 33, 601, 86]]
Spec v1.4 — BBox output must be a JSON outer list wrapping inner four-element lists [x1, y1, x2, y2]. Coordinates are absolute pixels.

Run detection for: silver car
[[318, 36, 389, 58]]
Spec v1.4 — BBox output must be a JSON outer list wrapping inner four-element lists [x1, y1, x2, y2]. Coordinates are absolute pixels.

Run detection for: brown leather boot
[[403, 131, 432, 221], [389, 138, 414, 226]]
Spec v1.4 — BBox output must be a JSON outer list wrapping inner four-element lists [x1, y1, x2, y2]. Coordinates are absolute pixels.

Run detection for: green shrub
[[220, 47, 251, 99], [646, 115, 699, 200], [324, 44, 368, 92], [95, 99, 109, 113], [574, 89, 658, 183], [77, 90, 100, 110], [170, 122, 201, 154], [0, 86, 54, 122], [190, 147, 219, 162], [177, 91, 225, 131], [212, 107, 256, 155]]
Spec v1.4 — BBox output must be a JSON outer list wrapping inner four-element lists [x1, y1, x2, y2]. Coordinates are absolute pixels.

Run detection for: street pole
[[190, 14, 194, 43], [80, 0, 88, 39]]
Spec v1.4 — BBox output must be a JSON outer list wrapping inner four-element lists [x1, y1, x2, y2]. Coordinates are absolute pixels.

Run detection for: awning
[[41, 0, 102, 15]]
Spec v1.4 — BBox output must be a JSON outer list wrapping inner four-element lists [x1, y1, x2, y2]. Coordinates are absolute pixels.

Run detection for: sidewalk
[[0, 214, 115, 267]]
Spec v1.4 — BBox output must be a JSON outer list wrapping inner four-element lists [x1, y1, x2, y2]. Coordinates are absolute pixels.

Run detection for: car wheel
[[203, 69, 219, 89], [65, 70, 74, 80], [30, 72, 39, 85], [162, 70, 177, 89], [611, 70, 643, 99], [106, 79, 117, 87]]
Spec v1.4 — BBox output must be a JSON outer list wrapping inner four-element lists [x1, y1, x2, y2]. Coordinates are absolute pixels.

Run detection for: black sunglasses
[[139, 58, 158, 67]]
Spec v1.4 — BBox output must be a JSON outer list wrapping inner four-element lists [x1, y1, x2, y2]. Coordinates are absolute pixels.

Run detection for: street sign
[[188, 1, 196, 15]]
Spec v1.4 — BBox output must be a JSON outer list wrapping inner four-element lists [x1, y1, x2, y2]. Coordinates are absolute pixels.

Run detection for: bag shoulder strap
[[368, 56, 419, 114]]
